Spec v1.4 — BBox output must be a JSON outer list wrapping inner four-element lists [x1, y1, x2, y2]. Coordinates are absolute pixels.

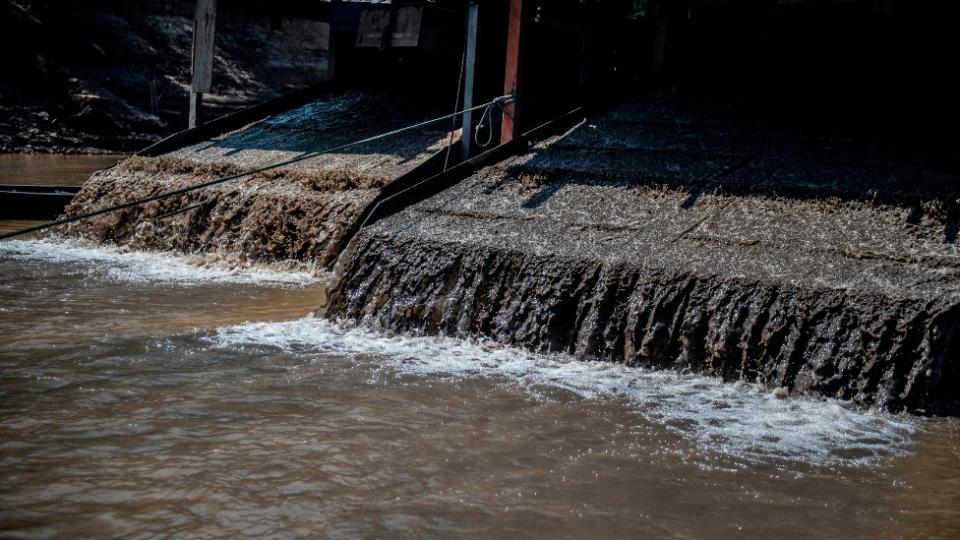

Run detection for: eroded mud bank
[[61, 88, 450, 265], [330, 233, 960, 414], [60, 157, 380, 266], [329, 92, 960, 414]]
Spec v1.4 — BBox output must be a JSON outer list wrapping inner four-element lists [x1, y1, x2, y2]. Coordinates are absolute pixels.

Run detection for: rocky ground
[[1, 0, 330, 154], [329, 90, 960, 415]]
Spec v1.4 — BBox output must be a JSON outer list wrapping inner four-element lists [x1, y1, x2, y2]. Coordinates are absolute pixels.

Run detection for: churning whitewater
[[209, 316, 918, 469], [0, 237, 321, 285]]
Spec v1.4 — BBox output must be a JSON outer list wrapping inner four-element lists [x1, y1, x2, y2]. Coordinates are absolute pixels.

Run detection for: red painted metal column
[[501, 0, 526, 144]]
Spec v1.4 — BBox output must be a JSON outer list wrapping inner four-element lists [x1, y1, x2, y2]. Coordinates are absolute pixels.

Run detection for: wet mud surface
[[330, 91, 960, 415], [61, 88, 451, 266]]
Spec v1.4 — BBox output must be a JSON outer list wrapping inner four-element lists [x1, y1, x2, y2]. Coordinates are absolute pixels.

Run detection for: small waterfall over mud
[[328, 93, 960, 415], [60, 156, 385, 266], [50, 87, 960, 415], [59, 88, 451, 266], [329, 231, 960, 415]]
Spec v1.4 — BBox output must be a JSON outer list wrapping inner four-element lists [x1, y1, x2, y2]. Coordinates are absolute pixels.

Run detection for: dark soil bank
[[1, 0, 330, 154], [329, 91, 960, 415]]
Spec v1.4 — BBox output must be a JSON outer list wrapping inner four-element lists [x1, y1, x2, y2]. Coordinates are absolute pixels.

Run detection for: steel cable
[[0, 95, 514, 241]]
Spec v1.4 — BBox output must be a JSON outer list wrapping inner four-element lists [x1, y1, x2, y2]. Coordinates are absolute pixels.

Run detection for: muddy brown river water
[[0, 154, 123, 186], [1, 237, 958, 539], [3, 85, 958, 535]]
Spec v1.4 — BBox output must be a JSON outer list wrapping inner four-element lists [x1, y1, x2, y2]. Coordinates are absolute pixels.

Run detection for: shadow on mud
[[500, 92, 958, 239]]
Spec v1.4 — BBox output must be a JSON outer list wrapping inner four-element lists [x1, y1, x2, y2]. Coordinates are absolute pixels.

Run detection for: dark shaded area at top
[[504, 0, 960, 224], [0, 0, 468, 155], [512, 90, 958, 232], [0, 0, 339, 154]]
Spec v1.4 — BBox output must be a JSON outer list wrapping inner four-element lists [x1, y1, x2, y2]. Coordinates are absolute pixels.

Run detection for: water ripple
[[0, 237, 318, 285], [208, 317, 919, 468]]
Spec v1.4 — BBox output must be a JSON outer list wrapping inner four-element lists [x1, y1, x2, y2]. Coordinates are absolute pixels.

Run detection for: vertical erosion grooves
[[329, 232, 960, 415], [59, 158, 386, 266]]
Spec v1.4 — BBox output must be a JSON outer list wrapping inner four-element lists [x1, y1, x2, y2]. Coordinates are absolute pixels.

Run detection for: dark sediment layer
[[61, 88, 450, 266], [329, 92, 960, 415]]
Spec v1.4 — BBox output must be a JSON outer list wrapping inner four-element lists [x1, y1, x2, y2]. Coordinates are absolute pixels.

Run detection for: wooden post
[[188, 92, 203, 130], [461, 0, 479, 159], [189, 0, 218, 128], [501, 0, 526, 144]]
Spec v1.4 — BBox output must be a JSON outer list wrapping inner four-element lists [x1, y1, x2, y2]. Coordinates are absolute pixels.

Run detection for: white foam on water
[[208, 316, 920, 468], [0, 238, 318, 286]]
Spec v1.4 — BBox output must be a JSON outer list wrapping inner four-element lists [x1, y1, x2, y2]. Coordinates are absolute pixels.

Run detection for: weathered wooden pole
[[461, 0, 480, 159], [500, 0, 526, 144], [189, 0, 218, 128]]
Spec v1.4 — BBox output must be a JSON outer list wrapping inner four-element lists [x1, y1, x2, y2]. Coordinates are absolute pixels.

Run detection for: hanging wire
[[474, 95, 514, 148], [443, 2, 471, 171], [0, 95, 514, 242]]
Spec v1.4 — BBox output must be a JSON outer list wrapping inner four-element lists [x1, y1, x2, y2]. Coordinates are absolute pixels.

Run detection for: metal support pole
[[501, 0, 526, 144], [189, 0, 218, 128], [188, 91, 203, 129], [461, 1, 479, 159]]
